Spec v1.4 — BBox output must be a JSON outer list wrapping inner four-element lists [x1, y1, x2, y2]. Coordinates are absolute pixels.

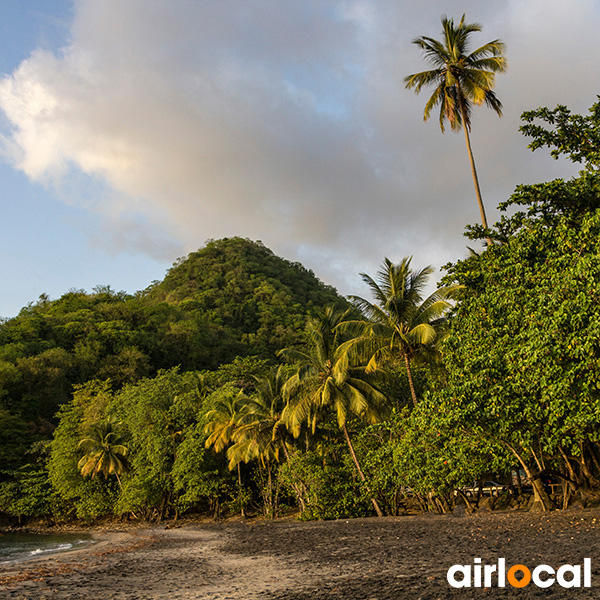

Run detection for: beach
[[1, 509, 600, 599]]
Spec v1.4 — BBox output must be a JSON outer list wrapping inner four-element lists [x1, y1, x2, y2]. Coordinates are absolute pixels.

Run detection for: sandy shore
[[1, 509, 600, 599]]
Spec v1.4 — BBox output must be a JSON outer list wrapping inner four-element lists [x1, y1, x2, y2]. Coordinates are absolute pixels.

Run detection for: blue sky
[[0, 1, 597, 319], [0, 2, 174, 318]]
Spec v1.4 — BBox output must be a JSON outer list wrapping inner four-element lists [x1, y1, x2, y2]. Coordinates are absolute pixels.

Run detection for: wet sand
[[1, 509, 600, 599]]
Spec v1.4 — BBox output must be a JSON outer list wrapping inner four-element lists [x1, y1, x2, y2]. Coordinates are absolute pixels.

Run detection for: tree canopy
[[4, 99, 600, 522], [439, 98, 600, 510]]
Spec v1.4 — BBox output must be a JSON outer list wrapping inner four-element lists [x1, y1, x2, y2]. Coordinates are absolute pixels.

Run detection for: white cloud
[[1, 0, 599, 294]]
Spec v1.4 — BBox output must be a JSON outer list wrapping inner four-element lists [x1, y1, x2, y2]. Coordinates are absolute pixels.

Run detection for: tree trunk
[[514, 468, 523, 496], [505, 442, 553, 512], [342, 423, 384, 517], [588, 444, 600, 477], [562, 481, 572, 510], [237, 463, 245, 518], [430, 492, 449, 514], [575, 444, 600, 488], [530, 446, 544, 473], [455, 489, 475, 514], [529, 475, 553, 512], [281, 442, 307, 513], [402, 351, 419, 407], [457, 91, 493, 245], [557, 445, 580, 505], [265, 462, 274, 519]]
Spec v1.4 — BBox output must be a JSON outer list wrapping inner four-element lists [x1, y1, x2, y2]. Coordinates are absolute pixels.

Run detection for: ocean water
[[0, 532, 95, 564]]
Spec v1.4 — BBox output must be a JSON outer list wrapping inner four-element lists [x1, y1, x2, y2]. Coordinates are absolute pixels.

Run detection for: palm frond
[[422, 82, 445, 123], [483, 89, 503, 116], [467, 40, 507, 65], [358, 270, 389, 306], [404, 68, 444, 92], [406, 13, 505, 135], [411, 36, 451, 68], [348, 295, 391, 325], [408, 322, 437, 346]]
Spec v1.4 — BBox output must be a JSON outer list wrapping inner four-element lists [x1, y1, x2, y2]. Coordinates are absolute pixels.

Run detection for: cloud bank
[[1, 0, 599, 293]]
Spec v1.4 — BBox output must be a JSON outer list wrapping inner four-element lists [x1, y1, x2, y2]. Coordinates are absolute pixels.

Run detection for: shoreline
[[0, 530, 156, 588], [1, 510, 599, 599]]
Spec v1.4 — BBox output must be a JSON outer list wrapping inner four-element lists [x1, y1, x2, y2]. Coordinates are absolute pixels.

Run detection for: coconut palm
[[204, 386, 249, 515], [77, 419, 128, 487], [279, 306, 388, 517], [404, 14, 507, 236], [226, 366, 292, 469], [204, 387, 249, 454], [348, 257, 457, 407], [225, 367, 293, 516]]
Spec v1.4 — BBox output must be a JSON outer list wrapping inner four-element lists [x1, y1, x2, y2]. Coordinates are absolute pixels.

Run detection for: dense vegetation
[[1, 99, 600, 523]]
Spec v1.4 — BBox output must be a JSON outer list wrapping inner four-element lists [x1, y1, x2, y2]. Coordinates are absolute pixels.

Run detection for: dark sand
[[1, 509, 600, 599]]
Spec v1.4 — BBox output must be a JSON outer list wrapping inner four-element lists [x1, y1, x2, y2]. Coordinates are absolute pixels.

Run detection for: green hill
[[0, 237, 346, 432], [145, 237, 344, 357]]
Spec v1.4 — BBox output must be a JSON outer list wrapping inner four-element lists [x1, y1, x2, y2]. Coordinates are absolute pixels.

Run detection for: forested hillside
[[145, 237, 343, 357], [0, 238, 346, 475], [3, 101, 600, 524]]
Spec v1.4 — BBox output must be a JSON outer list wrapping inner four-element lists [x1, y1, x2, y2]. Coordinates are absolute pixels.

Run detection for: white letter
[[474, 558, 482, 587], [447, 565, 471, 588], [498, 558, 505, 587], [532, 565, 555, 588], [484, 564, 497, 588], [557, 565, 580, 588], [584, 558, 592, 587]]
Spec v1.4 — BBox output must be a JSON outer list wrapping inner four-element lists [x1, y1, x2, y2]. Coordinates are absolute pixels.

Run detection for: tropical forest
[[2, 16, 600, 526]]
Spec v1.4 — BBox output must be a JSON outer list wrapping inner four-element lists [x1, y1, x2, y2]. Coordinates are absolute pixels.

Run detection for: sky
[[1, 0, 599, 318]]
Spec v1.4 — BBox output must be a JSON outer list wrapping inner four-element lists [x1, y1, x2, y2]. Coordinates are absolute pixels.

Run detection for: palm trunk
[[237, 463, 245, 518], [342, 423, 384, 517], [267, 462, 273, 519], [457, 92, 493, 245], [281, 442, 307, 513], [403, 350, 418, 407]]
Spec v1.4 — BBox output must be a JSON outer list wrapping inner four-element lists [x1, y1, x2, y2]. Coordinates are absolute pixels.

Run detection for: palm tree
[[204, 387, 248, 454], [279, 306, 388, 517], [225, 367, 292, 516], [348, 257, 457, 407], [204, 387, 249, 515], [77, 419, 128, 487], [226, 366, 291, 469], [404, 14, 507, 237]]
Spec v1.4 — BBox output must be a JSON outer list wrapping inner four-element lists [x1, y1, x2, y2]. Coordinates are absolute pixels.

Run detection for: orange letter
[[507, 565, 531, 588]]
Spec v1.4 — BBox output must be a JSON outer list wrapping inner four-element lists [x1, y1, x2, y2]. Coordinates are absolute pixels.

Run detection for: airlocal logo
[[447, 558, 591, 589]]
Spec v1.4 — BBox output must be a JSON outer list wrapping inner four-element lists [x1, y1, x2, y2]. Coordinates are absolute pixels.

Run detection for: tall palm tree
[[279, 306, 388, 517], [77, 419, 128, 487], [348, 257, 457, 407], [404, 14, 507, 236]]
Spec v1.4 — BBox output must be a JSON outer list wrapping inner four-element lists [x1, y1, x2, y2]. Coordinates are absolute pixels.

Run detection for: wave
[[30, 542, 74, 556], [0, 534, 94, 564]]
